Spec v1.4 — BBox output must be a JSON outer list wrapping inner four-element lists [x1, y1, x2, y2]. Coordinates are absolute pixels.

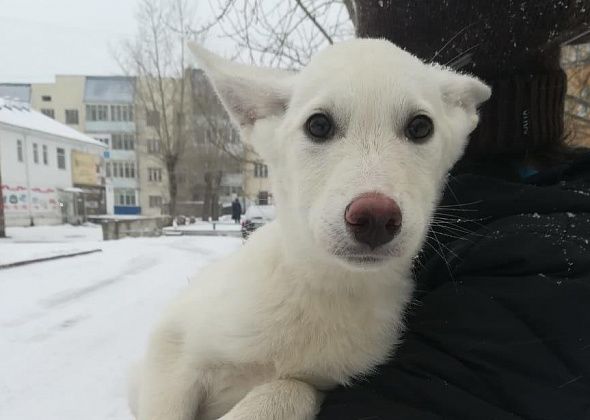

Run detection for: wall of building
[[0, 124, 104, 226], [138, 150, 169, 217], [242, 149, 272, 208], [31, 76, 86, 132]]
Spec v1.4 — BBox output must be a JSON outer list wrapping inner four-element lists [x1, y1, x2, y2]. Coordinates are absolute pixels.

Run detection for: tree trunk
[[0, 164, 5, 238], [211, 170, 223, 221], [166, 157, 178, 217], [202, 172, 212, 221]]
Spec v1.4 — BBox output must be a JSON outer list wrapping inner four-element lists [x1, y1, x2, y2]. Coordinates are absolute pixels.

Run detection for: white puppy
[[130, 38, 490, 420]]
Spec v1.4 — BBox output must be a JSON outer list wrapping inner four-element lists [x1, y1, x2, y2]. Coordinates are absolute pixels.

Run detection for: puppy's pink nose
[[345, 193, 402, 249]]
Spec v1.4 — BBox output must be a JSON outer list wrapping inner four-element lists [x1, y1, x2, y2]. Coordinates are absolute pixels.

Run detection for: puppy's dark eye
[[405, 115, 434, 142], [305, 113, 334, 141]]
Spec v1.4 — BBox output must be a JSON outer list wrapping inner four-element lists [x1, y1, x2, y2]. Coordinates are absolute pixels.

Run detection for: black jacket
[[319, 153, 590, 420], [232, 201, 242, 219]]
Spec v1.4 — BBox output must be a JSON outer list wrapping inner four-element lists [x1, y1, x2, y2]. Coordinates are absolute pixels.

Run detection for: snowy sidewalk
[[163, 221, 242, 237], [0, 224, 103, 267], [0, 225, 241, 420]]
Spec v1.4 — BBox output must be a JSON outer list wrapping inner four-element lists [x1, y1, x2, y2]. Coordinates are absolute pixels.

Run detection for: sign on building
[[72, 151, 101, 186]]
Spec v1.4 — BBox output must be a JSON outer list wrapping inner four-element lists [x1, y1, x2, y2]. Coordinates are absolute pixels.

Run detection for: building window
[[86, 104, 108, 121], [146, 110, 160, 127], [41, 108, 55, 119], [42, 145, 48, 165], [41, 95, 52, 102], [57, 147, 66, 169], [148, 168, 162, 182], [111, 105, 121, 121], [99, 105, 108, 121], [17, 139, 23, 162], [149, 196, 163, 208], [110, 104, 134, 122], [114, 189, 136, 206], [87, 105, 96, 121], [112, 134, 121, 149], [124, 161, 136, 178], [33, 143, 39, 164], [65, 109, 79, 125], [254, 163, 268, 178], [147, 139, 161, 153], [106, 162, 111, 177], [111, 133, 135, 150], [258, 191, 269, 205], [109, 161, 136, 178]]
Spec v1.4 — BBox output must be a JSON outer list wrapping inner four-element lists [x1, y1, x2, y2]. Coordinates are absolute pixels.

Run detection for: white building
[[0, 98, 106, 226]]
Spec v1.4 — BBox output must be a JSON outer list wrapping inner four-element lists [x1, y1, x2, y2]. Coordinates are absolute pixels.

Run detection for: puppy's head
[[190, 39, 490, 270]]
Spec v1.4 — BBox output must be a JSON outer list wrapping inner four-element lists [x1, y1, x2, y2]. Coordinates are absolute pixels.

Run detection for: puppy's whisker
[[445, 43, 481, 69], [429, 22, 476, 63], [430, 223, 484, 239], [431, 223, 484, 238]]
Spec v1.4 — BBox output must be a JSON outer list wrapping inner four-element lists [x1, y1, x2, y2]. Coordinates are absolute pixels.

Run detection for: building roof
[[0, 98, 105, 148], [84, 76, 135, 104]]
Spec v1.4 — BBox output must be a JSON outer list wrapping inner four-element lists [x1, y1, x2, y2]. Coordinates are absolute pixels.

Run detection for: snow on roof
[[0, 98, 105, 148]]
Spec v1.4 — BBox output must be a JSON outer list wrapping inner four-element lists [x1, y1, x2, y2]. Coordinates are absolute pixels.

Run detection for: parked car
[[241, 205, 276, 239]]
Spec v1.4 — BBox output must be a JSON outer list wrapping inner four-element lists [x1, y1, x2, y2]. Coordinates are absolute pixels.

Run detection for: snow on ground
[[1, 224, 103, 266], [6, 223, 103, 243], [0, 225, 242, 420], [165, 221, 242, 233]]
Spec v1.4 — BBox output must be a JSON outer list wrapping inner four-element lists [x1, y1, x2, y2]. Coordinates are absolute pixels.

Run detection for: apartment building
[[84, 76, 140, 215], [135, 93, 169, 217], [135, 70, 244, 217]]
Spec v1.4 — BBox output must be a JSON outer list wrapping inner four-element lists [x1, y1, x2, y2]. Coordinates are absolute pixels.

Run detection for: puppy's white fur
[[130, 39, 490, 420]]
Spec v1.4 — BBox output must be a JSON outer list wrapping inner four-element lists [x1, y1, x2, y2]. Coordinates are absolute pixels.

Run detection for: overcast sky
[[0, 0, 227, 83]]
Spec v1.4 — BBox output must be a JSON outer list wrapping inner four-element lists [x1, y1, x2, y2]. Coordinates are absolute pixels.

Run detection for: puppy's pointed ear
[[439, 69, 491, 111], [188, 42, 295, 128]]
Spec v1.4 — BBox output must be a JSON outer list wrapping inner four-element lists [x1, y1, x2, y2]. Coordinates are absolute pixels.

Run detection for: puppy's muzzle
[[345, 193, 402, 250]]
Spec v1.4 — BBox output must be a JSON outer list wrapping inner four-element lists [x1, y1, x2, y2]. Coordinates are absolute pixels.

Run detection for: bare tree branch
[[294, 0, 333, 44], [209, 0, 354, 68]]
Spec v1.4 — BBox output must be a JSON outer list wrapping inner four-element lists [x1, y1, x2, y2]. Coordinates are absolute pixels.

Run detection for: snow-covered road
[[0, 225, 241, 420]]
